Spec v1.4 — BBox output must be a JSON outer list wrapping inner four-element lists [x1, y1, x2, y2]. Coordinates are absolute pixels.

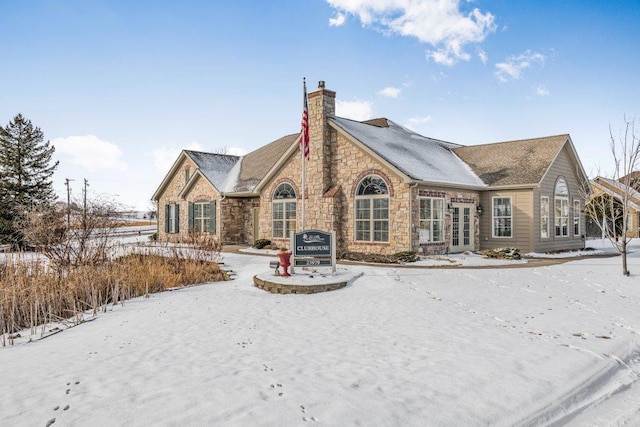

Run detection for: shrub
[[392, 251, 418, 263], [253, 239, 271, 249], [482, 247, 522, 260], [340, 252, 396, 264]]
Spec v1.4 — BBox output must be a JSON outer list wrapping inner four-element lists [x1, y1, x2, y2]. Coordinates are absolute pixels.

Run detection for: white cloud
[[151, 141, 202, 173], [326, 0, 496, 66], [478, 49, 488, 64], [535, 84, 550, 97], [336, 100, 373, 121], [329, 12, 346, 26], [405, 115, 432, 130], [379, 86, 401, 98], [495, 50, 545, 82], [52, 135, 127, 172]]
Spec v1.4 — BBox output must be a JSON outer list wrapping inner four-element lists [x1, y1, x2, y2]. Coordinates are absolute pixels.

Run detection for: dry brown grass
[[0, 249, 228, 346]]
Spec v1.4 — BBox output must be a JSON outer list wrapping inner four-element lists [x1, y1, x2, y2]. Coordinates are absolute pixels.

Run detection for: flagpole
[[301, 77, 307, 232]]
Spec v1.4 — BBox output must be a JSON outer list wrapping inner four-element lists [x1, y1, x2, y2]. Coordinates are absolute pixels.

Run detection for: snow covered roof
[[184, 151, 241, 192], [330, 116, 487, 188], [592, 176, 640, 210]]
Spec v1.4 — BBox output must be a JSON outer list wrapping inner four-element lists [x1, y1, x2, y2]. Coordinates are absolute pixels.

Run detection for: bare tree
[[17, 193, 125, 268], [583, 116, 640, 276]]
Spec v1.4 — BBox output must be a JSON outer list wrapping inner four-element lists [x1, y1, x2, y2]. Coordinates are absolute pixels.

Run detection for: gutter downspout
[[220, 193, 226, 243], [408, 182, 419, 252]]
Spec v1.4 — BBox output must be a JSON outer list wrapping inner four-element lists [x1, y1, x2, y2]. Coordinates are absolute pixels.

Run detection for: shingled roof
[[330, 116, 485, 188], [235, 133, 298, 193], [184, 150, 241, 192], [453, 134, 570, 187]]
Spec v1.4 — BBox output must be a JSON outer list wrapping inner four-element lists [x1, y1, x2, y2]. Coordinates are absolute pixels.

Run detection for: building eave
[[409, 180, 487, 191]]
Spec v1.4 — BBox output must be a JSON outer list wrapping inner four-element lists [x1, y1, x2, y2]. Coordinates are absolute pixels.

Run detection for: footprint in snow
[[301, 405, 318, 422], [49, 381, 80, 425]]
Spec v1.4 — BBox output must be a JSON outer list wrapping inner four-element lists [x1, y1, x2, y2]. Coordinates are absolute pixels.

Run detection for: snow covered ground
[[1, 239, 639, 426]]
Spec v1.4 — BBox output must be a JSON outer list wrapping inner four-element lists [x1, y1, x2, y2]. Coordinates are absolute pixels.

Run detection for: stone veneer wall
[[221, 197, 259, 244], [156, 156, 223, 243], [157, 156, 197, 242], [255, 85, 481, 256]]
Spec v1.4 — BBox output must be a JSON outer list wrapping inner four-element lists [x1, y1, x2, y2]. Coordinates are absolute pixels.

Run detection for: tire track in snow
[[517, 346, 640, 426]]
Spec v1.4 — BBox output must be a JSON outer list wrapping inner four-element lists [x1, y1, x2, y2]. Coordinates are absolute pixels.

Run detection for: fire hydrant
[[277, 249, 292, 277]]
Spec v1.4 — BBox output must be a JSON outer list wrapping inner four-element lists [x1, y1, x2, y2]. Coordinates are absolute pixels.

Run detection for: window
[[492, 197, 512, 237], [355, 175, 389, 242], [419, 198, 444, 243], [555, 178, 569, 237], [184, 167, 190, 184], [272, 183, 296, 238], [189, 201, 216, 233], [541, 196, 549, 238], [573, 200, 580, 236], [165, 203, 179, 234]]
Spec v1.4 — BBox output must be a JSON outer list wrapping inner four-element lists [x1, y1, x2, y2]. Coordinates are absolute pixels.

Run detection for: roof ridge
[[458, 134, 569, 149], [184, 149, 241, 158]]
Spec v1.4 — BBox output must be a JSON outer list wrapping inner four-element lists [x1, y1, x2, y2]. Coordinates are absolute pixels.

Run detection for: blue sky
[[2, 0, 639, 210]]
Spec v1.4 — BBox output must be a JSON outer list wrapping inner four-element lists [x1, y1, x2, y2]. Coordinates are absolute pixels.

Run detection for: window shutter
[[209, 200, 217, 233], [188, 202, 194, 232], [175, 203, 180, 233], [164, 204, 170, 233]]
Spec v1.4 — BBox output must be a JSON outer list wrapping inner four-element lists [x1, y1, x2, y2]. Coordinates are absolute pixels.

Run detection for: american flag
[[300, 79, 310, 159]]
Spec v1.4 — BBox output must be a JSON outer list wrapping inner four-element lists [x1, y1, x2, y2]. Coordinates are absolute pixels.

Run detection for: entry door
[[450, 204, 474, 252]]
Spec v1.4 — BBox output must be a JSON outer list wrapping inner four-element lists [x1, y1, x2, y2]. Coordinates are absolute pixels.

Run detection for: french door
[[450, 204, 474, 252]]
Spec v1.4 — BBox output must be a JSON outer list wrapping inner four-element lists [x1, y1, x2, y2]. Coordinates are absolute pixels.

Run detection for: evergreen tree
[[0, 114, 59, 244]]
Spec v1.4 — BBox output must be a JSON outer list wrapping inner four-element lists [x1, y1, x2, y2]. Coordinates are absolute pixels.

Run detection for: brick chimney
[[306, 81, 336, 197]]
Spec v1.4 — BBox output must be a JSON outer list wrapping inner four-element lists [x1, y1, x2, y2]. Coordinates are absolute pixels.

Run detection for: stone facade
[[156, 156, 207, 242], [254, 84, 481, 256]]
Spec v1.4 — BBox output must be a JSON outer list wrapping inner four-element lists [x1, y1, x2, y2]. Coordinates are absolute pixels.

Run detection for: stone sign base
[[253, 270, 362, 294]]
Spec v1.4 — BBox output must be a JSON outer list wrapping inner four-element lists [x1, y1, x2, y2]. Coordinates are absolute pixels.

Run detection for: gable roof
[[592, 176, 640, 210], [235, 133, 298, 193], [329, 116, 486, 188], [185, 150, 241, 192], [453, 134, 570, 187], [620, 171, 640, 191]]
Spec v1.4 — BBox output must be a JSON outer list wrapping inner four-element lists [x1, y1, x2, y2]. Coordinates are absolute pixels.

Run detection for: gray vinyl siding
[[479, 189, 534, 253], [534, 145, 586, 253]]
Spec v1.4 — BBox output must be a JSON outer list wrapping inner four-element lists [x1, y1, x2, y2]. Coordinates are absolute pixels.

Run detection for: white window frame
[[193, 201, 210, 233], [419, 197, 444, 243], [492, 196, 512, 238], [573, 200, 581, 237], [272, 183, 296, 239], [555, 178, 569, 237], [167, 204, 178, 234], [541, 196, 549, 239], [355, 175, 389, 242]]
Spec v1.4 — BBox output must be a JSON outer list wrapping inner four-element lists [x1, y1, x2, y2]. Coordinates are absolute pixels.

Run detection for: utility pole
[[82, 179, 89, 233], [64, 178, 75, 227]]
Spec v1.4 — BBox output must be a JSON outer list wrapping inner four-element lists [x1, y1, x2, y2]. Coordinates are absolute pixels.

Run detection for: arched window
[[554, 177, 569, 237], [355, 175, 389, 242], [272, 183, 296, 238]]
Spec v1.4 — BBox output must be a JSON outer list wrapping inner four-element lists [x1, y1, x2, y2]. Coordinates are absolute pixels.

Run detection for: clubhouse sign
[[291, 230, 336, 272]]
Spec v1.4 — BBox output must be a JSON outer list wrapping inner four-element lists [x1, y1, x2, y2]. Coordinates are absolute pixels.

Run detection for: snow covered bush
[[253, 239, 271, 249], [481, 247, 522, 260]]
